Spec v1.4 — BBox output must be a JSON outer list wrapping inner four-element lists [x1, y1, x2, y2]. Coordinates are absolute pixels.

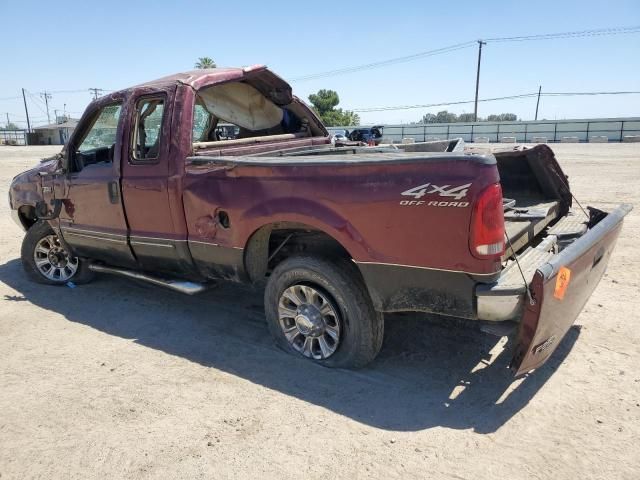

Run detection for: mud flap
[[511, 204, 632, 376]]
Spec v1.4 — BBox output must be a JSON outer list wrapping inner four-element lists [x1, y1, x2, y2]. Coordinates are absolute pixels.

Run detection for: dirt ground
[[0, 144, 639, 479]]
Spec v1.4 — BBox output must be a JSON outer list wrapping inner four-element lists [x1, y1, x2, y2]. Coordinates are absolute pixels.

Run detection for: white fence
[[328, 117, 640, 143], [0, 130, 27, 146]]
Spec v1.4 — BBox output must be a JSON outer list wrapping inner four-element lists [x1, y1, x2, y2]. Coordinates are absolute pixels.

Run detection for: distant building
[[32, 118, 79, 145]]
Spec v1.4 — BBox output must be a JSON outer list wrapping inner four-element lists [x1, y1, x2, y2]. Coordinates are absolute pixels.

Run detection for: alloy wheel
[[277, 284, 342, 360], [33, 234, 78, 282]]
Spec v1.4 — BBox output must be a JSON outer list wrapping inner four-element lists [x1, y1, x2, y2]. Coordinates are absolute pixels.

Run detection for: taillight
[[470, 183, 505, 259]]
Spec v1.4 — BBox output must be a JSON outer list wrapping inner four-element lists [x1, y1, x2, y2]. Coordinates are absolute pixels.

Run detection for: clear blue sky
[[2, 0, 639, 127]]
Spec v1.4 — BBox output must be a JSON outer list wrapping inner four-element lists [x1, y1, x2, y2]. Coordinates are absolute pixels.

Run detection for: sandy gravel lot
[[0, 144, 639, 479]]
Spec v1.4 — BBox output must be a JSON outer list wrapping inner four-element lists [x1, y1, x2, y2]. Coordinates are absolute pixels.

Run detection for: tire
[[21, 220, 94, 285], [264, 255, 384, 368]]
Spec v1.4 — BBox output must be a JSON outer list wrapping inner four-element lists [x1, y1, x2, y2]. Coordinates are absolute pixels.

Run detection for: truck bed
[[504, 199, 560, 256], [494, 145, 573, 258], [191, 143, 572, 264]]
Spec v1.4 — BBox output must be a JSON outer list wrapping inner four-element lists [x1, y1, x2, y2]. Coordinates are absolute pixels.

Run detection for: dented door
[[511, 204, 632, 376], [59, 100, 136, 268]]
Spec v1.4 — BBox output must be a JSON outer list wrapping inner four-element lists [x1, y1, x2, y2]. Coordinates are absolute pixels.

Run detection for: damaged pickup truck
[[9, 66, 631, 374]]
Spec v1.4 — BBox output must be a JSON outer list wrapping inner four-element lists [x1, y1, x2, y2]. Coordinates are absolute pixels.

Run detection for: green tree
[[435, 110, 458, 123], [340, 110, 360, 126], [420, 113, 437, 124], [195, 57, 217, 69], [1, 122, 20, 130], [308, 89, 360, 126], [457, 113, 477, 122], [487, 113, 518, 122], [308, 89, 340, 114], [418, 111, 520, 124]]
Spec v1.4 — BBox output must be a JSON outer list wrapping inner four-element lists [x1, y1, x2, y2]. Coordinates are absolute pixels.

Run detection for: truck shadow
[[0, 259, 579, 433]]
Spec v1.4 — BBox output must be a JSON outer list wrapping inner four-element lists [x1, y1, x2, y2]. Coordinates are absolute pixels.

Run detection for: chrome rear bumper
[[476, 235, 558, 322], [477, 290, 526, 322]]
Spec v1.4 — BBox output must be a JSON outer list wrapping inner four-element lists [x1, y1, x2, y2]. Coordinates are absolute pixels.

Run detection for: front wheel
[[21, 220, 94, 285], [264, 255, 384, 368]]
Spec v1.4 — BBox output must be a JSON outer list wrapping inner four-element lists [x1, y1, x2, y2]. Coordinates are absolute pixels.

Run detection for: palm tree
[[195, 57, 217, 69]]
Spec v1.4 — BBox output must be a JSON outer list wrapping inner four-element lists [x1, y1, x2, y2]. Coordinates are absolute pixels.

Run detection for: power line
[[349, 90, 640, 112], [24, 90, 50, 118], [21, 88, 31, 133], [290, 25, 640, 82], [290, 41, 476, 81], [39, 91, 52, 124], [48, 88, 91, 94], [89, 88, 104, 100], [535, 86, 542, 120], [538, 91, 640, 96], [50, 88, 112, 95], [0, 88, 114, 104], [3, 112, 26, 119], [473, 40, 486, 122], [352, 93, 538, 112], [485, 25, 640, 43], [470, 27, 640, 118], [0, 112, 47, 121]]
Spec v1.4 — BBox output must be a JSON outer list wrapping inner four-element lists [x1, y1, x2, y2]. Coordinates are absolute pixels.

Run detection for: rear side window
[[192, 101, 211, 142], [132, 97, 165, 163]]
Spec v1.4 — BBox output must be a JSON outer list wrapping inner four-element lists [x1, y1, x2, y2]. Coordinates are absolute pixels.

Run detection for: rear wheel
[[21, 220, 94, 285], [264, 255, 384, 368]]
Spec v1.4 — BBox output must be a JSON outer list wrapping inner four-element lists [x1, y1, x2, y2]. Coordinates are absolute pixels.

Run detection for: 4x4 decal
[[400, 182, 472, 207]]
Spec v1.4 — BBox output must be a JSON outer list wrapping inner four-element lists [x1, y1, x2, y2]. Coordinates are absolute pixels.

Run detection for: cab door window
[[132, 97, 165, 163], [72, 103, 122, 172]]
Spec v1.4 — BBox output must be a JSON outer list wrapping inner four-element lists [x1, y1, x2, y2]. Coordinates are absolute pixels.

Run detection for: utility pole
[[534, 85, 542, 121], [21, 88, 32, 133], [40, 91, 52, 124], [54, 109, 59, 123], [5, 112, 9, 128], [473, 40, 486, 123], [89, 88, 103, 100]]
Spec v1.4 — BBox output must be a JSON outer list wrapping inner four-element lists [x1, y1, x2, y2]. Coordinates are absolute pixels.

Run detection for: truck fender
[[239, 197, 371, 260]]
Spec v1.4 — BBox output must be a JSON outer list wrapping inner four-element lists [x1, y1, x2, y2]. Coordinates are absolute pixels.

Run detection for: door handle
[[108, 181, 120, 204]]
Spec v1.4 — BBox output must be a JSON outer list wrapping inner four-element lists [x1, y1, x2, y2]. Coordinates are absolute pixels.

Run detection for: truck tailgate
[[511, 203, 632, 376]]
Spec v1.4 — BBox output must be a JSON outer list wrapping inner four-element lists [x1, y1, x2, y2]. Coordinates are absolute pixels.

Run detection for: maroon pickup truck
[[8, 66, 631, 374]]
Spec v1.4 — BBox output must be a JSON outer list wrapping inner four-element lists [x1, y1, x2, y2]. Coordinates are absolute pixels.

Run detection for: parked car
[[331, 129, 349, 143], [9, 65, 631, 375], [348, 126, 383, 144]]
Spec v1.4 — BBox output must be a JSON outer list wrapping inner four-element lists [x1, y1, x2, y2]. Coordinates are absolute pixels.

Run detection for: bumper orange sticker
[[554, 266, 572, 300]]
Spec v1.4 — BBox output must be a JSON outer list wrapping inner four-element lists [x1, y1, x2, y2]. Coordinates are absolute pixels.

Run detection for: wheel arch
[[243, 221, 383, 309], [243, 221, 352, 280], [17, 205, 38, 230]]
